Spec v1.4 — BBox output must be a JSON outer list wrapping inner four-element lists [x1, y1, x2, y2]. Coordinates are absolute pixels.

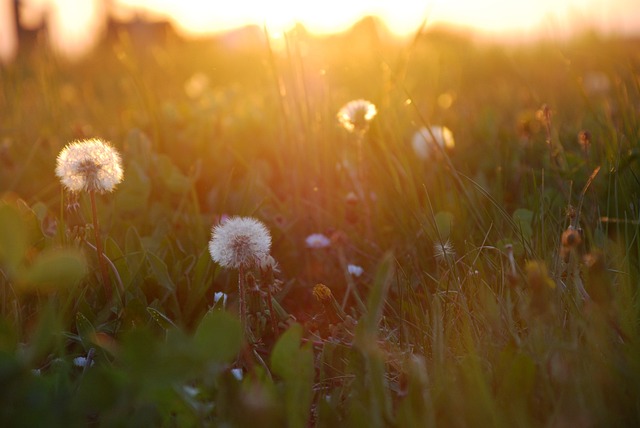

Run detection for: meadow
[[1, 21, 639, 426]]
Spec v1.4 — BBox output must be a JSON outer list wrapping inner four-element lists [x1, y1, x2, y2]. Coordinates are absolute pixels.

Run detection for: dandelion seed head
[[305, 233, 331, 249], [433, 240, 455, 263], [337, 99, 377, 132], [209, 216, 271, 269], [411, 126, 455, 160], [55, 138, 123, 193]]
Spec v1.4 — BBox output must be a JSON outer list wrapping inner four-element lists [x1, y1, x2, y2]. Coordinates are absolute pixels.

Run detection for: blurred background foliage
[[1, 21, 640, 426]]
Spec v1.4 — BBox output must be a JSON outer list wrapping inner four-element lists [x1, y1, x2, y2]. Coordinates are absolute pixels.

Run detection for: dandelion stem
[[238, 265, 247, 334], [355, 131, 373, 240], [89, 190, 111, 299], [265, 283, 278, 335]]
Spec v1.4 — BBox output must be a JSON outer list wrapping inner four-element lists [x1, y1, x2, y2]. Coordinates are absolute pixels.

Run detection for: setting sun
[[1, 0, 639, 59]]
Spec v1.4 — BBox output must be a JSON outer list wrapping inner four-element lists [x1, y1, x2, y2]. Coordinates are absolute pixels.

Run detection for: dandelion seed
[[55, 138, 123, 194], [347, 264, 364, 277], [411, 126, 455, 160], [313, 283, 333, 302], [209, 216, 272, 269], [434, 240, 455, 263], [337, 99, 377, 132], [305, 233, 331, 249]]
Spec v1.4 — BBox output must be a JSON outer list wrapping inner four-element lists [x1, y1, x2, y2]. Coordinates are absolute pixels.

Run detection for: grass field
[[1, 22, 639, 426]]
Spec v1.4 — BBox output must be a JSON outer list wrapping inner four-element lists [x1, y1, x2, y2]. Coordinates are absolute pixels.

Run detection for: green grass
[[1, 25, 639, 426]]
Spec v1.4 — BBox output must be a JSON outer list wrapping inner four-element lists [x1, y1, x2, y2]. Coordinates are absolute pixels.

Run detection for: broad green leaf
[[21, 248, 87, 292], [124, 226, 146, 287], [0, 203, 28, 274], [22, 304, 60, 366], [105, 237, 131, 287], [76, 312, 97, 350], [512, 208, 534, 240], [194, 311, 242, 363], [147, 252, 175, 291], [271, 323, 314, 428], [434, 211, 454, 241], [147, 307, 178, 330], [115, 161, 151, 213], [359, 252, 395, 338]]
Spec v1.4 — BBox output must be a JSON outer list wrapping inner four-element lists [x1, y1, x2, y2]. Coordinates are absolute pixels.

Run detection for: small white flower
[[55, 138, 124, 193], [73, 356, 95, 368], [347, 264, 364, 277], [209, 216, 272, 269], [305, 233, 331, 249], [411, 126, 455, 160], [183, 385, 200, 397], [213, 291, 228, 307], [337, 99, 377, 132], [231, 368, 243, 381]]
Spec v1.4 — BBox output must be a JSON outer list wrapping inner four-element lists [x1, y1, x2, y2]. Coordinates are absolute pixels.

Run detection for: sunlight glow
[[1, 0, 639, 60]]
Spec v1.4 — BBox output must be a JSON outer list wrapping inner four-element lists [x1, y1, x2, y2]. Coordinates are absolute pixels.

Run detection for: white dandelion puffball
[[209, 216, 272, 269], [411, 126, 455, 160], [337, 99, 377, 132], [56, 138, 124, 193], [305, 233, 331, 249]]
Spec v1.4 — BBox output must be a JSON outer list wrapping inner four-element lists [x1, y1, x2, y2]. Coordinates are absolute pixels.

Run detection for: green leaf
[[512, 208, 534, 240], [147, 307, 178, 330], [22, 303, 61, 366], [146, 252, 176, 291], [0, 203, 28, 274], [76, 312, 97, 350], [115, 161, 151, 213], [271, 323, 314, 428], [359, 252, 395, 338], [193, 311, 242, 363], [21, 248, 87, 292], [124, 226, 146, 288], [105, 237, 131, 287], [434, 211, 454, 241]]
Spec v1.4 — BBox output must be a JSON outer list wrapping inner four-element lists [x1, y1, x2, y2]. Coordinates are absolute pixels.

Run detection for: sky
[[1, 0, 640, 60]]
